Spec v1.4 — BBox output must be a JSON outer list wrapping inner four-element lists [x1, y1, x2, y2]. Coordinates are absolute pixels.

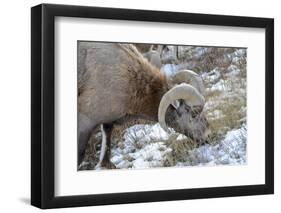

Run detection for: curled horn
[[172, 70, 205, 95], [158, 84, 205, 132]]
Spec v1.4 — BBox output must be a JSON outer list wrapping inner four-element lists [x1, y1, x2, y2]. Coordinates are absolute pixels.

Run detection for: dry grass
[[207, 96, 246, 131], [162, 135, 198, 166], [204, 80, 246, 139]]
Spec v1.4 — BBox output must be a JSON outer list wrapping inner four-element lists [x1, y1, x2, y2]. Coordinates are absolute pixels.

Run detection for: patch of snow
[[207, 79, 229, 92], [110, 123, 173, 169], [226, 64, 238, 73], [176, 125, 247, 167], [176, 134, 187, 140], [110, 122, 246, 170], [202, 68, 221, 84]]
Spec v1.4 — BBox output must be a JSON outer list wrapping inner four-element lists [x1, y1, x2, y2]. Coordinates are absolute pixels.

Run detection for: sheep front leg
[[78, 113, 95, 167], [95, 123, 116, 169]]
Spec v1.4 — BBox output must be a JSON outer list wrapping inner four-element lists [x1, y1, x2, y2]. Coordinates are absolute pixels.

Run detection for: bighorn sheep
[[78, 42, 209, 168], [143, 46, 162, 69]]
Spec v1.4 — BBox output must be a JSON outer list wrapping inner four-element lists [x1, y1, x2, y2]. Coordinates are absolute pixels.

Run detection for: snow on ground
[[110, 123, 246, 169], [176, 125, 246, 167], [201, 68, 221, 84], [110, 124, 173, 169]]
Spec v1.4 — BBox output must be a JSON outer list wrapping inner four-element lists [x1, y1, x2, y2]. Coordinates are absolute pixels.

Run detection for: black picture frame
[[31, 3, 274, 209]]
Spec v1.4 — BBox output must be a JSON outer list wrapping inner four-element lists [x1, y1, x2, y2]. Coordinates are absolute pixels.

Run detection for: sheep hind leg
[[95, 123, 116, 169]]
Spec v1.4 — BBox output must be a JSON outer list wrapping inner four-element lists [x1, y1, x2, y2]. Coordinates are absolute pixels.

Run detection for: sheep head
[[158, 70, 210, 143]]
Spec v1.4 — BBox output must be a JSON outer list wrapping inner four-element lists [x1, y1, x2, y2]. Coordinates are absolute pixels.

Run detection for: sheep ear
[[171, 100, 180, 109]]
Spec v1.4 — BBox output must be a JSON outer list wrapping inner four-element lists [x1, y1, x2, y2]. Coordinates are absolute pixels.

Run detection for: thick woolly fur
[[78, 42, 170, 126]]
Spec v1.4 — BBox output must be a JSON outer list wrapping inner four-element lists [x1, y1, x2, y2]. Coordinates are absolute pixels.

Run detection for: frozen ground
[[108, 123, 246, 169]]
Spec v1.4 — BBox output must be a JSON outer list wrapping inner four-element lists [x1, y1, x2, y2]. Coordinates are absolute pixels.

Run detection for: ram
[[78, 42, 210, 168], [142, 46, 162, 69]]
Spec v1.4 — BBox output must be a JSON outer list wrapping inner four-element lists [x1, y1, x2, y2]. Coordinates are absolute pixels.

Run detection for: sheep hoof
[[101, 160, 116, 169], [95, 160, 116, 170]]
